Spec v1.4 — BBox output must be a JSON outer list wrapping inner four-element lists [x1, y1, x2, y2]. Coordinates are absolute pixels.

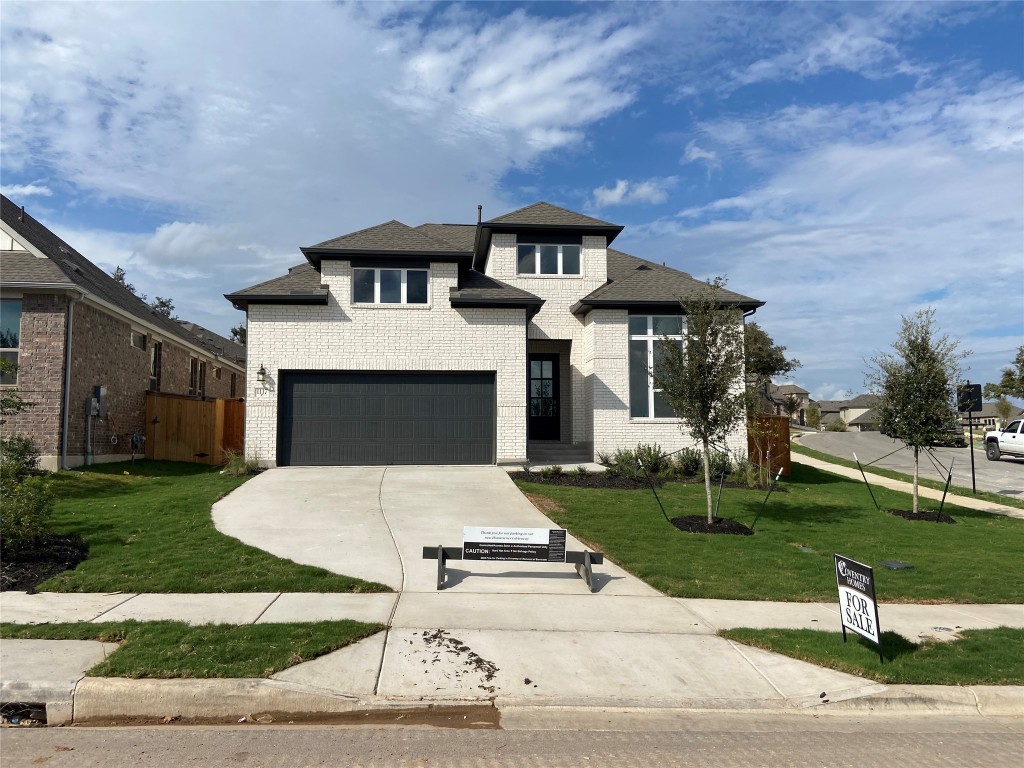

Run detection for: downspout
[[59, 293, 81, 470]]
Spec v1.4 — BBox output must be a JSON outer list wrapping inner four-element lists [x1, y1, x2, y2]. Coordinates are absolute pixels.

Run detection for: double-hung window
[[629, 315, 684, 418], [0, 299, 21, 386], [517, 244, 581, 275], [352, 268, 429, 305], [189, 357, 206, 398], [149, 342, 162, 391]]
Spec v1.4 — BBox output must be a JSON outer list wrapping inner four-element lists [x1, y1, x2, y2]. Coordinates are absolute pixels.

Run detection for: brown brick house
[[1, 194, 245, 470]]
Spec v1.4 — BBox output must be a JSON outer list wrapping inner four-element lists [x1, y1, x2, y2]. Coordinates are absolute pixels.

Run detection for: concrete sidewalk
[[3, 465, 1022, 725], [791, 452, 1024, 519]]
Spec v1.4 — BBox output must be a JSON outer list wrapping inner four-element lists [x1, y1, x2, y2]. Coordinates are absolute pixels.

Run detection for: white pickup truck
[[985, 418, 1024, 461]]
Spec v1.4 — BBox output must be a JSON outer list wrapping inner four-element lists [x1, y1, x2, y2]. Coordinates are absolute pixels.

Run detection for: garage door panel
[[279, 372, 496, 466]]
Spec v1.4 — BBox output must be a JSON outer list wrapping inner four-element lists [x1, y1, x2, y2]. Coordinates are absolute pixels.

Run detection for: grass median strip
[[514, 463, 1023, 603], [790, 441, 1024, 511], [720, 627, 1024, 685], [0, 620, 384, 679], [39, 461, 391, 594]]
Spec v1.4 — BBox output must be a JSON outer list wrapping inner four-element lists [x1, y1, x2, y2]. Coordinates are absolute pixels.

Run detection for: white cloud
[[592, 177, 678, 208], [682, 141, 718, 169], [0, 183, 52, 198]]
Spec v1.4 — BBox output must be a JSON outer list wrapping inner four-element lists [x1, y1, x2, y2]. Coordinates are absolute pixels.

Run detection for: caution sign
[[463, 527, 567, 563], [834, 555, 884, 659]]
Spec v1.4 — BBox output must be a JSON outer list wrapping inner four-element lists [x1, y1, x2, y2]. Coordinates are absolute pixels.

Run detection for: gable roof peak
[[484, 201, 618, 228]]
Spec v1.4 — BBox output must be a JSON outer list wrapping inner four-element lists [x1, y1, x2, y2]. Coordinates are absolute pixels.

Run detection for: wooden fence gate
[[145, 393, 245, 465], [747, 415, 792, 478]]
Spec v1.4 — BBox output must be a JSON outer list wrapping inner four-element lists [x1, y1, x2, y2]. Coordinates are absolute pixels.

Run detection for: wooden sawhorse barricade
[[422, 545, 605, 593]]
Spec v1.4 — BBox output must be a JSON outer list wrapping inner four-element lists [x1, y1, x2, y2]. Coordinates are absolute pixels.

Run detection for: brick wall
[[246, 260, 528, 465], [3, 294, 68, 462]]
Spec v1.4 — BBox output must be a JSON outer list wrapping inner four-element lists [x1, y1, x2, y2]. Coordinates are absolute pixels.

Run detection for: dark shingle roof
[[414, 223, 477, 251], [0, 250, 76, 284], [1, 194, 243, 367], [573, 248, 762, 313], [309, 220, 469, 253], [847, 409, 877, 426], [450, 270, 542, 310], [770, 383, 810, 396], [177, 321, 246, 365], [485, 202, 616, 228], [224, 263, 328, 309]]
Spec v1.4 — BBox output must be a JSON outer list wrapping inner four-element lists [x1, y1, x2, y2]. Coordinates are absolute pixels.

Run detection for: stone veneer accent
[[245, 260, 528, 466]]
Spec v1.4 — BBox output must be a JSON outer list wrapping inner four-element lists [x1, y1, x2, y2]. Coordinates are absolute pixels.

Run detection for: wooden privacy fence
[[747, 415, 792, 478], [146, 393, 245, 465]]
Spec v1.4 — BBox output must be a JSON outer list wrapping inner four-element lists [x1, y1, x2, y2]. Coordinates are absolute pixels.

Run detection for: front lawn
[[34, 461, 390, 594], [0, 620, 383, 678], [514, 463, 1024, 603], [721, 627, 1024, 685]]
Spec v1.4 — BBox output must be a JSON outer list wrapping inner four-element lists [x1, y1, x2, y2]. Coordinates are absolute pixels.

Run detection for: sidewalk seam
[[373, 467, 403, 696], [89, 593, 139, 623], [250, 593, 283, 625], [723, 639, 787, 700]]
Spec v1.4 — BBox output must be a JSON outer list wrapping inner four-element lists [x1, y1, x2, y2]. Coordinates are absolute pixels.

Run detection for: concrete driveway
[[211, 466, 884, 708], [800, 431, 1023, 498]]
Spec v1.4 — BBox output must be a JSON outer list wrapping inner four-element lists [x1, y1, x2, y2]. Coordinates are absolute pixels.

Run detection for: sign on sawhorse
[[422, 526, 604, 592]]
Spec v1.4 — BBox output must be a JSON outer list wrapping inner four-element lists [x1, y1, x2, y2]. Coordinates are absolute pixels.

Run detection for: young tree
[[865, 309, 969, 513], [983, 345, 1024, 401], [745, 322, 800, 412], [781, 393, 802, 422], [230, 323, 247, 346], [654, 278, 750, 523], [806, 402, 821, 429]]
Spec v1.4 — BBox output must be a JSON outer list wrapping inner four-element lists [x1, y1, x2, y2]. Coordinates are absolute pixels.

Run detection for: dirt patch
[[0, 534, 88, 592], [419, 629, 501, 694], [523, 493, 566, 517], [671, 516, 754, 535], [886, 509, 957, 524]]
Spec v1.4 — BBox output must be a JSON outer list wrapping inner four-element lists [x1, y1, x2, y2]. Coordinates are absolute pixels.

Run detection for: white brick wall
[[585, 309, 748, 462], [246, 260, 527, 465]]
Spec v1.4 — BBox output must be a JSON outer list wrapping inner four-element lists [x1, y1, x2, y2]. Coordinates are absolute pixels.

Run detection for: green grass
[[790, 440, 1024, 511], [721, 627, 1024, 685], [0, 620, 384, 678], [514, 463, 1024, 603], [39, 461, 391, 593]]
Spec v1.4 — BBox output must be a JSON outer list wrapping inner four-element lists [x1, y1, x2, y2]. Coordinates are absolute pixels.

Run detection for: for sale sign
[[463, 527, 567, 563], [834, 555, 882, 648]]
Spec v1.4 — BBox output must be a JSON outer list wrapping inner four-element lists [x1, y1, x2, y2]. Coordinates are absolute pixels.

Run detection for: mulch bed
[[886, 509, 957, 524], [671, 516, 754, 535], [508, 471, 660, 489], [0, 534, 88, 592]]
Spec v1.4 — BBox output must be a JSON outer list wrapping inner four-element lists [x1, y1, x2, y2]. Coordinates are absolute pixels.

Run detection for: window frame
[[629, 315, 685, 419], [130, 330, 147, 350], [352, 267, 430, 305], [188, 357, 207, 398], [516, 243, 582, 276], [0, 298, 22, 386]]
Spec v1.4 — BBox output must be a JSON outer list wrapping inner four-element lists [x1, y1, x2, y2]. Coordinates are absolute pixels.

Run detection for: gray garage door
[[278, 371, 496, 466]]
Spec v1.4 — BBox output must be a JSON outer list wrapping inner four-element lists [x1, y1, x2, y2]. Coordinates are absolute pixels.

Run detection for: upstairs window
[[149, 342, 162, 391], [517, 244, 581, 275], [0, 299, 21, 385], [189, 357, 206, 398], [353, 268, 429, 304], [130, 330, 147, 350], [629, 315, 684, 419]]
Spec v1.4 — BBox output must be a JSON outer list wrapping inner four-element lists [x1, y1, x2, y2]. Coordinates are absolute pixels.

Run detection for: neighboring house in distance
[[767, 383, 810, 426], [0, 194, 246, 470], [226, 202, 764, 467], [816, 394, 879, 432], [963, 402, 1024, 431]]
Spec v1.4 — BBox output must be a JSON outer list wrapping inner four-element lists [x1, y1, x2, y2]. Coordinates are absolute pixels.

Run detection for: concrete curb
[[43, 678, 1023, 725]]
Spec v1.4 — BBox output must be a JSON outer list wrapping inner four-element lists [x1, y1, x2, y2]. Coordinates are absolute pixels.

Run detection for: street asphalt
[[1, 465, 1022, 726]]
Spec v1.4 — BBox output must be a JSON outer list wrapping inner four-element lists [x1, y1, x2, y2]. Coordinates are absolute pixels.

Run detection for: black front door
[[528, 354, 559, 440]]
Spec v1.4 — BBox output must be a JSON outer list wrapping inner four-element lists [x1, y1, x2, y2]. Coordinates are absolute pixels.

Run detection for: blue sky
[[1, 1, 1021, 401]]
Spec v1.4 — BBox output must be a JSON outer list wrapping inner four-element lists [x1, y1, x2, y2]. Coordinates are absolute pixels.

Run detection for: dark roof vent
[[19, 205, 25, 221], [636, 264, 652, 271]]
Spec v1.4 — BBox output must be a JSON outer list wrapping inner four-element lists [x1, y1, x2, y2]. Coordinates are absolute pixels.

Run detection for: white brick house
[[226, 202, 764, 467]]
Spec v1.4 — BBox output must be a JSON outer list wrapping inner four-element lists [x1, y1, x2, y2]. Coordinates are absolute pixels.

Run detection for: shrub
[[539, 464, 564, 479], [607, 447, 643, 481], [595, 449, 613, 467], [0, 474, 55, 555], [221, 449, 262, 477], [709, 450, 732, 478], [1, 433, 41, 483], [674, 447, 703, 476], [731, 457, 761, 488], [572, 465, 590, 478], [633, 443, 667, 474], [825, 418, 849, 432]]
